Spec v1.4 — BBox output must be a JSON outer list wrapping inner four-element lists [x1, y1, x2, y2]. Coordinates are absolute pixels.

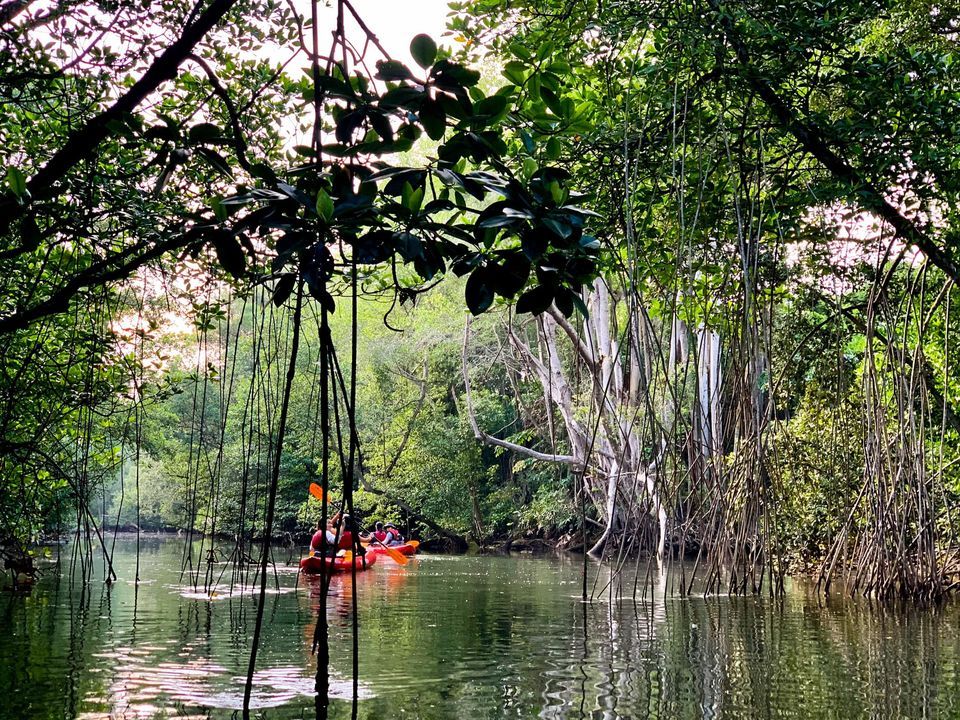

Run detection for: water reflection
[[1, 539, 960, 719]]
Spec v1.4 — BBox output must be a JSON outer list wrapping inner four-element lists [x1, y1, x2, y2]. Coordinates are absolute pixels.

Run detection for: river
[[2, 537, 959, 719]]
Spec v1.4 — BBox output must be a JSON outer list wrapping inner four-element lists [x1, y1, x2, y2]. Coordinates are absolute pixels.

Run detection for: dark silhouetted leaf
[[211, 230, 245, 278], [380, 86, 424, 110], [554, 286, 574, 317], [489, 252, 530, 298], [465, 267, 494, 315], [272, 273, 296, 307], [196, 147, 233, 178], [369, 112, 394, 142], [419, 97, 447, 141], [432, 59, 481, 87], [352, 230, 394, 263], [188, 123, 223, 143], [516, 285, 554, 315], [376, 60, 413, 81], [521, 231, 549, 260], [393, 231, 423, 261], [410, 34, 438, 69]]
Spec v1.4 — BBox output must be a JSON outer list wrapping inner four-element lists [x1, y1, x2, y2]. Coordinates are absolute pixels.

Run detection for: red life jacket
[[385, 528, 403, 544], [310, 530, 326, 552], [337, 530, 354, 550], [373, 530, 387, 543]]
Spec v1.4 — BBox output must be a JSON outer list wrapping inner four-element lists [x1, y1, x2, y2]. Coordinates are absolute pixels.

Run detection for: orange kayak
[[366, 542, 417, 557], [299, 552, 377, 574]]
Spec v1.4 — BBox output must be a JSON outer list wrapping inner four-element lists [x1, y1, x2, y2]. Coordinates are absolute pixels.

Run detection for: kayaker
[[310, 519, 336, 557], [360, 521, 388, 544], [384, 523, 404, 546], [334, 514, 361, 553]]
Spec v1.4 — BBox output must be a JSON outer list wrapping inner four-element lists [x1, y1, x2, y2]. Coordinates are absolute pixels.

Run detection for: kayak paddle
[[309, 483, 326, 503], [374, 539, 409, 565]]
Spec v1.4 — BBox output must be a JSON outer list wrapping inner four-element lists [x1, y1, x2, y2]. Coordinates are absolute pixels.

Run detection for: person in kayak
[[310, 519, 337, 557], [360, 521, 388, 544], [384, 522, 404, 546], [334, 514, 364, 555]]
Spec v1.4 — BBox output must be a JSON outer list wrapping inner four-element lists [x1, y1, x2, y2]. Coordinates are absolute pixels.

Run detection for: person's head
[[342, 514, 355, 532], [385, 523, 396, 531], [374, 521, 383, 532]]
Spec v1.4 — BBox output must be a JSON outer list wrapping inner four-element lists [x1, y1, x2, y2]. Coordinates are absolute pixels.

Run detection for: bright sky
[[310, 0, 455, 68]]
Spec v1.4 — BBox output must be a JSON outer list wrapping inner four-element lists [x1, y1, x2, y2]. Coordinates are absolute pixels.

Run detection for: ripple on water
[[171, 582, 297, 601], [85, 649, 371, 716]]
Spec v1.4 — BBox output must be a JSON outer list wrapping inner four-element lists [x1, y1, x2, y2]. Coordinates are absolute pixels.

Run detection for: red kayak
[[366, 542, 417, 557], [299, 552, 377, 574]]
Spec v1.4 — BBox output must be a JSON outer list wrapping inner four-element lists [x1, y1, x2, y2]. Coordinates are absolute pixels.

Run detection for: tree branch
[[707, 0, 960, 285], [0, 226, 205, 334], [461, 316, 584, 470], [383, 360, 428, 477], [186, 53, 255, 175], [0, 0, 241, 228]]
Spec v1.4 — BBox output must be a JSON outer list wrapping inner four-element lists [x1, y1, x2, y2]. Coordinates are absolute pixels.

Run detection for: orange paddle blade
[[341, 551, 353, 562], [406, 540, 420, 549], [379, 542, 409, 565], [309, 483, 326, 502]]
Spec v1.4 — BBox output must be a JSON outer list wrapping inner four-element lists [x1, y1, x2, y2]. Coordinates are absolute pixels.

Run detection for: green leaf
[[401, 181, 424, 213], [475, 95, 509, 124], [210, 196, 228, 222], [521, 131, 535, 154], [545, 137, 562, 159], [547, 180, 567, 205], [6, 167, 27, 198], [409, 186, 424, 213], [540, 87, 566, 117], [503, 61, 527, 85], [410, 34, 438, 69], [527, 73, 541, 102], [315, 189, 334, 222]]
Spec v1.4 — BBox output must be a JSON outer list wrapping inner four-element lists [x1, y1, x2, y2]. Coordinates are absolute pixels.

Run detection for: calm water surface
[[2, 538, 959, 719]]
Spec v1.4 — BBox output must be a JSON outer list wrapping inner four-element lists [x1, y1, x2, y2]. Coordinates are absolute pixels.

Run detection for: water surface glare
[[2, 538, 959, 719]]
